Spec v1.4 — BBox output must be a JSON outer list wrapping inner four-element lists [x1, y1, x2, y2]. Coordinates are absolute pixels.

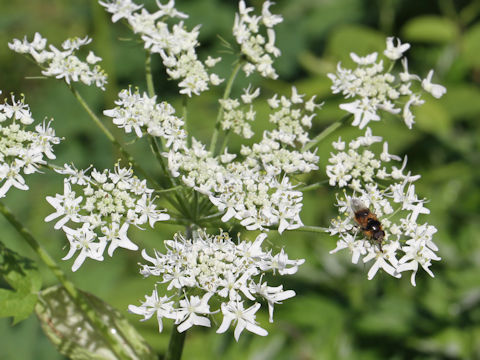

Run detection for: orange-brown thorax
[[354, 207, 385, 250]]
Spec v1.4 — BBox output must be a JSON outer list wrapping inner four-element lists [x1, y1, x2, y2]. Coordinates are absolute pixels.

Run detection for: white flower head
[[45, 162, 169, 270], [100, 0, 223, 96], [328, 37, 445, 129], [0, 94, 60, 198], [234, 0, 283, 79], [9, 34, 107, 90], [327, 129, 440, 285], [129, 229, 301, 339]]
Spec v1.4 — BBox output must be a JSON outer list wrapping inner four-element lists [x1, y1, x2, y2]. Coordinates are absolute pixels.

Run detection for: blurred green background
[[1, 0, 480, 359]]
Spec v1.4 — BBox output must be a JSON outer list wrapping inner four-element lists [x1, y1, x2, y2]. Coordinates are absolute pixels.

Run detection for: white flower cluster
[[105, 85, 319, 233], [328, 37, 446, 129], [44, 163, 169, 271], [8, 33, 107, 90], [129, 229, 303, 341], [0, 92, 60, 198], [103, 88, 186, 150], [99, 0, 223, 97], [219, 85, 260, 139], [327, 128, 440, 286], [170, 87, 319, 233], [234, 0, 283, 79]]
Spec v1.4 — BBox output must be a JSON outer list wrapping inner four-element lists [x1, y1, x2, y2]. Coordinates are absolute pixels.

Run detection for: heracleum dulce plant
[[2, 0, 446, 358]]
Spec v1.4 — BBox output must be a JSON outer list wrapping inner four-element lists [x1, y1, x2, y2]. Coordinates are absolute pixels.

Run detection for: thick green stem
[[209, 61, 243, 155], [164, 225, 193, 360], [69, 85, 160, 189], [303, 114, 352, 152], [0, 201, 132, 360], [164, 323, 187, 360]]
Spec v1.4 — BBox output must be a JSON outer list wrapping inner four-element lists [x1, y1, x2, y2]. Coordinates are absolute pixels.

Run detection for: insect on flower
[[351, 198, 385, 252]]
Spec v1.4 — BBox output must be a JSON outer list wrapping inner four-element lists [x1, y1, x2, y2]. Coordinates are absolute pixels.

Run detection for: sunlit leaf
[[461, 23, 480, 68], [401, 16, 458, 43], [0, 241, 41, 324], [35, 285, 156, 360], [325, 25, 385, 65], [415, 101, 452, 137]]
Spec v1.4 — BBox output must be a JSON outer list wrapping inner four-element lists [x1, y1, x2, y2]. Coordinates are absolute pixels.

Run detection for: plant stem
[[297, 180, 329, 192], [209, 61, 243, 155], [69, 85, 159, 189], [292, 225, 330, 233], [145, 52, 155, 97], [164, 225, 193, 360], [0, 201, 132, 360], [303, 114, 352, 152], [164, 324, 187, 360]]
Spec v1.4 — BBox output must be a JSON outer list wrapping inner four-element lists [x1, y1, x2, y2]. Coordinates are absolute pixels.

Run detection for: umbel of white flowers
[[104, 85, 321, 234], [327, 128, 441, 286], [8, 33, 107, 90], [0, 91, 61, 198], [129, 229, 303, 341], [328, 37, 446, 129], [44, 163, 169, 271]]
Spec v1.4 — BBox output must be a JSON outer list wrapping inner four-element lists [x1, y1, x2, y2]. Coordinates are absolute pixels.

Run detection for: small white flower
[[62, 224, 107, 272], [422, 70, 447, 98], [128, 287, 175, 332], [216, 301, 268, 341], [350, 52, 378, 65], [384, 37, 410, 60], [175, 293, 213, 333]]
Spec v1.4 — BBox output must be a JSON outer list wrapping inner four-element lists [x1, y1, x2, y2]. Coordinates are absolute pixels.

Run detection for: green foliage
[[35, 285, 156, 360], [401, 15, 459, 44], [0, 241, 41, 325]]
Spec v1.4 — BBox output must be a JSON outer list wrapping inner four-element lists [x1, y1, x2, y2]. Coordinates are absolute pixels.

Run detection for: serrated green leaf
[[0, 241, 42, 324], [401, 16, 458, 43], [0, 290, 38, 324], [35, 285, 156, 360]]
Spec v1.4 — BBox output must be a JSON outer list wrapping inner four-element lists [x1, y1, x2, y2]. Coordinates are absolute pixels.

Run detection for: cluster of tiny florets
[[0, 92, 60, 198], [9, 33, 107, 90], [103, 88, 186, 151], [129, 229, 303, 340], [327, 128, 440, 286], [219, 85, 260, 139], [99, 0, 223, 96], [328, 37, 446, 129], [169, 87, 320, 233], [44, 163, 169, 271], [234, 0, 283, 79]]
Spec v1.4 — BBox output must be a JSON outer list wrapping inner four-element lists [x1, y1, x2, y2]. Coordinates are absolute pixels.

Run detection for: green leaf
[[415, 101, 452, 137], [401, 16, 458, 43], [462, 23, 480, 68], [325, 25, 385, 65], [0, 241, 41, 324], [441, 84, 480, 120], [355, 295, 415, 337], [409, 326, 479, 359], [35, 285, 156, 360]]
